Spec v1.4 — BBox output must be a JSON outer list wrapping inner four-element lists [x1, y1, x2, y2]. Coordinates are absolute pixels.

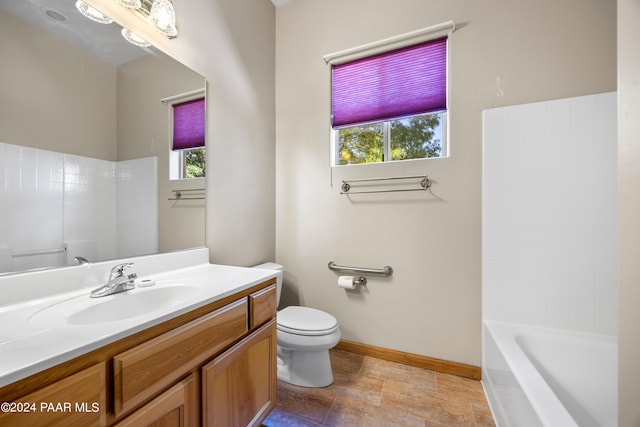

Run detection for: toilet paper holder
[[338, 275, 367, 289], [354, 276, 367, 287]]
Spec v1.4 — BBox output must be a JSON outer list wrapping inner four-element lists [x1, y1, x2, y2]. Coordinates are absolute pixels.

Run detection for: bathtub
[[482, 321, 617, 427]]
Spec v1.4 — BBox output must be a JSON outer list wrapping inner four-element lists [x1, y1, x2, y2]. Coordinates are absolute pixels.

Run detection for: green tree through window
[[337, 112, 442, 165], [184, 147, 206, 178], [390, 114, 441, 160], [338, 123, 384, 164]]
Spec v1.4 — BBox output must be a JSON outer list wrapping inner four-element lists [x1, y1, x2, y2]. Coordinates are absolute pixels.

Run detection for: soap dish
[[136, 278, 156, 287]]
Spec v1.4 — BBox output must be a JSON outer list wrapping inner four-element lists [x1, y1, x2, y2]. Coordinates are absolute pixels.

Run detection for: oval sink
[[69, 285, 202, 325], [29, 284, 205, 326]]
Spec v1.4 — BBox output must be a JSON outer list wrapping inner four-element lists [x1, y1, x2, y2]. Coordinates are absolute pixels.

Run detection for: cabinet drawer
[[113, 298, 248, 417], [0, 363, 106, 427], [249, 284, 277, 329]]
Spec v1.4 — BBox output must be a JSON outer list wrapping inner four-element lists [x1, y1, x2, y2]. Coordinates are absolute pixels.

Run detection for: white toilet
[[253, 262, 341, 387]]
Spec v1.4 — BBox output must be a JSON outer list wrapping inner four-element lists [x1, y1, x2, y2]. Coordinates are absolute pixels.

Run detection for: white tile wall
[[0, 143, 157, 273], [0, 144, 10, 272], [116, 157, 158, 258], [64, 154, 118, 263], [482, 92, 618, 335], [6, 144, 65, 271]]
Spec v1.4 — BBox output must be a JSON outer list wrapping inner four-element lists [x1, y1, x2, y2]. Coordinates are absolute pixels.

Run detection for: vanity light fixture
[[76, 0, 178, 39], [75, 0, 114, 24], [119, 0, 178, 46], [117, 0, 178, 39], [121, 27, 151, 47]]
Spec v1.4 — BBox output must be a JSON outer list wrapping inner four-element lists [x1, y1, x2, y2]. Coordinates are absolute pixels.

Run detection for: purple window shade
[[172, 97, 205, 151], [331, 37, 447, 128]]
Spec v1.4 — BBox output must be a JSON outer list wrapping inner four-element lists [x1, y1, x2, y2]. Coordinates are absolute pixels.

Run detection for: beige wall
[[117, 54, 206, 253], [275, 0, 616, 366], [618, 0, 640, 425], [86, 0, 276, 266], [0, 9, 117, 160]]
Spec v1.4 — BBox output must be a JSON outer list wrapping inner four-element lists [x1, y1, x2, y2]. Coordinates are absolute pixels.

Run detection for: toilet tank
[[252, 262, 283, 305]]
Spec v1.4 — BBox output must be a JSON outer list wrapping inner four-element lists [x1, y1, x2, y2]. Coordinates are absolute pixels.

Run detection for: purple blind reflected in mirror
[[172, 97, 205, 151], [331, 37, 447, 128]]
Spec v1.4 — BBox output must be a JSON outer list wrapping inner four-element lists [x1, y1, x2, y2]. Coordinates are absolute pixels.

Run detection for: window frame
[[166, 89, 206, 181], [327, 28, 451, 167], [174, 146, 206, 179], [331, 111, 448, 167]]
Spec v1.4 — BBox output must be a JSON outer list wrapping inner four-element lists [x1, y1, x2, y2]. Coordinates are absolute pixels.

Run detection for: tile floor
[[262, 349, 496, 427]]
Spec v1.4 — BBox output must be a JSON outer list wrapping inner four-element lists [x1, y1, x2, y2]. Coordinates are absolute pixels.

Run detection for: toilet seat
[[277, 306, 338, 336]]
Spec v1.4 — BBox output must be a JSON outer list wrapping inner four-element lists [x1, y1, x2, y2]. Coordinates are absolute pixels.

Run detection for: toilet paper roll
[[338, 275, 356, 290]]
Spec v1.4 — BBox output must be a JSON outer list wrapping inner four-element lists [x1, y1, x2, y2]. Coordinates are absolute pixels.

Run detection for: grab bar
[[12, 243, 67, 258], [328, 261, 393, 276]]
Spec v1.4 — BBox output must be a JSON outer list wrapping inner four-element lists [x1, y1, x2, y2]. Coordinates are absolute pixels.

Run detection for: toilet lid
[[277, 306, 338, 336]]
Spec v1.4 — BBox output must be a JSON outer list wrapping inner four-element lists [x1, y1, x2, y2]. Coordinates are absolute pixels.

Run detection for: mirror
[[0, 0, 206, 274]]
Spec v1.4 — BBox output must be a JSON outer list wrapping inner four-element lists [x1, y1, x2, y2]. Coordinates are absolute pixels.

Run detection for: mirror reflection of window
[[0, 0, 207, 273], [168, 93, 206, 180]]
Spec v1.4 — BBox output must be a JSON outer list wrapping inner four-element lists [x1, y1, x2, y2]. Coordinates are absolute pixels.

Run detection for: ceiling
[[0, 0, 148, 66], [1, 0, 293, 66]]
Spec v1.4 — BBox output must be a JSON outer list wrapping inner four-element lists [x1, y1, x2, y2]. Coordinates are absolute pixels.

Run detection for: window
[[170, 96, 205, 179], [331, 37, 447, 166]]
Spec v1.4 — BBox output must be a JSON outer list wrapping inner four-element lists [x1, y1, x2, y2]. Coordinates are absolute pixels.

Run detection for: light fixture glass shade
[[149, 0, 177, 37], [117, 0, 142, 9], [121, 28, 151, 47], [75, 0, 113, 24]]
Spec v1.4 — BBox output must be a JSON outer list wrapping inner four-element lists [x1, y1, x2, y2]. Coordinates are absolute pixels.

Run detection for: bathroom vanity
[[0, 248, 278, 426]]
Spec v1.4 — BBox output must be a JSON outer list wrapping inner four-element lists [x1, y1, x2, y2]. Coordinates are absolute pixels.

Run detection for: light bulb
[[117, 0, 142, 9], [75, 0, 113, 24], [121, 28, 151, 47], [149, 0, 177, 37]]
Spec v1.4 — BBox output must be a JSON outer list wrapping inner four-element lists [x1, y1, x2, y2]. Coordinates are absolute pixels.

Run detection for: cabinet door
[[202, 319, 276, 427], [0, 363, 106, 427], [114, 375, 197, 427]]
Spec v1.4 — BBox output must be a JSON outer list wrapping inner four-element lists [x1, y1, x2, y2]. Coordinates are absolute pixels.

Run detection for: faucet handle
[[110, 262, 134, 279]]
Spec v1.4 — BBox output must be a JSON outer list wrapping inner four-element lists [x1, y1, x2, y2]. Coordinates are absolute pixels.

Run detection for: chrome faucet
[[90, 262, 137, 298]]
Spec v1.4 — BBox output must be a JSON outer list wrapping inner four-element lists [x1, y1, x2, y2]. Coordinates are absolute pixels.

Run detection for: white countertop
[[0, 252, 279, 389]]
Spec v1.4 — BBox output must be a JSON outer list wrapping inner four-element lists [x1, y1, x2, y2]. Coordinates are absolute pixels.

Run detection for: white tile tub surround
[[64, 154, 118, 263], [116, 157, 158, 258], [0, 143, 158, 273], [482, 92, 618, 335], [6, 144, 65, 271], [0, 144, 10, 271]]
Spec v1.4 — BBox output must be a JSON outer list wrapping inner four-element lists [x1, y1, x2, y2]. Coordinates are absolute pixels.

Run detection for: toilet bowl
[[252, 262, 341, 387]]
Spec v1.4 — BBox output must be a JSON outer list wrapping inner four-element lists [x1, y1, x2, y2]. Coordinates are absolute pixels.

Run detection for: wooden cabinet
[[202, 320, 277, 427], [114, 375, 197, 427], [0, 278, 277, 427], [0, 363, 106, 427]]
